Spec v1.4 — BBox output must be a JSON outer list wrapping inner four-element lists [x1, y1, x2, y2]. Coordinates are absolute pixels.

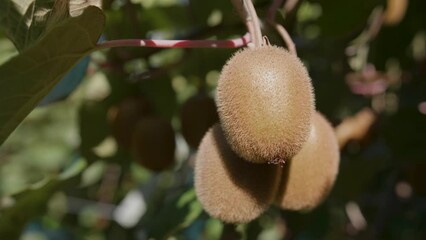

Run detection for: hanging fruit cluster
[[194, 44, 340, 223]]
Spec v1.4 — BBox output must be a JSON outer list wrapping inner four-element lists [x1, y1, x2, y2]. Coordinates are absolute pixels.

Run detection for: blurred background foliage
[[0, 0, 425, 239]]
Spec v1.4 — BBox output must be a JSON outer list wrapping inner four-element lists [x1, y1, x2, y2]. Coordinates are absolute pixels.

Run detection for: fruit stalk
[[243, 0, 263, 47], [283, 0, 300, 13], [265, 0, 297, 55], [272, 23, 297, 55], [266, 0, 284, 23]]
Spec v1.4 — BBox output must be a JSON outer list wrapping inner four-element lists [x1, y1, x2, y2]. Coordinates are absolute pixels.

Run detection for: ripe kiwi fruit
[[275, 112, 339, 211], [194, 124, 281, 224], [109, 96, 153, 149], [180, 93, 219, 148], [217, 45, 314, 163], [131, 116, 176, 171]]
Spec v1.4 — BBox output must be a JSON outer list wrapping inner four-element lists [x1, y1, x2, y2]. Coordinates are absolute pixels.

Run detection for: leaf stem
[[96, 33, 251, 49]]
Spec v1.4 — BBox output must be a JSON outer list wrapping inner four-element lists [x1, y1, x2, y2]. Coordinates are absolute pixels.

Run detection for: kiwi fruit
[[109, 96, 153, 148], [180, 93, 219, 148], [131, 116, 176, 171], [275, 112, 339, 211], [217, 45, 314, 163], [194, 124, 281, 223]]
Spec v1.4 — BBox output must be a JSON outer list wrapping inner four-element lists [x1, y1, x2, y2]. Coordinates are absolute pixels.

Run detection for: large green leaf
[[0, 6, 105, 146], [144, 188, 203, 239], [0, 0, 101, 51], [0, 0, 54, 50]]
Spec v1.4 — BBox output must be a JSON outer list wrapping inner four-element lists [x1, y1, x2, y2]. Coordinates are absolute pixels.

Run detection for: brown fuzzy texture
[[180, 93, 219, 149], [217, 45, 314, 163], [131, 116, 176, 171], [194, 124, 281, 224], [109, 96, 153, 149], [275, 112, 340, 210]]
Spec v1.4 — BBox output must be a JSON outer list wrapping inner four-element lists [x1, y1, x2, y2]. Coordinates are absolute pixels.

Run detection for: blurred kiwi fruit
[[109, 96, 153, 148], [194, 124, 281, 223], [217, 45, 314, 164], [180, 93, 219, 148], [275, 112, 339, 211], [131, 116, 176, 171]]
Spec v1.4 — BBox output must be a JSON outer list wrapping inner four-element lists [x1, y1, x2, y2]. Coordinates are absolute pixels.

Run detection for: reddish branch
[[97, 33, 251, 49]]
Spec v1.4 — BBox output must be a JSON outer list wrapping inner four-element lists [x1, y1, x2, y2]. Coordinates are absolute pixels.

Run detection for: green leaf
[[0, 0, 102, 51], [0, 0, 55, 50], [0, 6, 105, 146], [0, 157, 87, 239], [145, 188, 203, 239], [0, 179, 60, 239]]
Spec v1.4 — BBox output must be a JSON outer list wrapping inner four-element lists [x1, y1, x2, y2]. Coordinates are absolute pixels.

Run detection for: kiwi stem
[[266, 0, 297, 55], [230, 0, 259, 48], [266, 0, 284, 23], [283, 0, 300, 13], [245, 21, 257, 48], [273, 23, 297, 55], [268, 158, 287, 168], [230, 0, 248, 20], [97, 33, 251, 49], [243, 0, 263, 48]]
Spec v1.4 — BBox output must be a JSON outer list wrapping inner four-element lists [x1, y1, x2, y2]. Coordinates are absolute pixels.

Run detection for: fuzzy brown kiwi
[[131, 116, 176, 171], [180, 93, 219, 148], [275, 112, 339, 211], [217, 45, 314, 164], [194, 124, 281, 224], [109, 96, 153, 149]]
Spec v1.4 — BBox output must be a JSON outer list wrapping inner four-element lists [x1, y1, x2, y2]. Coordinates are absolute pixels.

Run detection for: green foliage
[[0, 158, 86, 239], [0, 6, 104, 145], [0, 0, 101, 51], [143, 188, 203, 239]]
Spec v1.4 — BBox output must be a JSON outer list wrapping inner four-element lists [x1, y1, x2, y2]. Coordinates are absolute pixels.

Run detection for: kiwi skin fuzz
[[131, 116, 176, 171], [275, 112, 340, 211], [217, 45, 314, 163], [180, 93, 219, 149], [194, 124, 282, 224]]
